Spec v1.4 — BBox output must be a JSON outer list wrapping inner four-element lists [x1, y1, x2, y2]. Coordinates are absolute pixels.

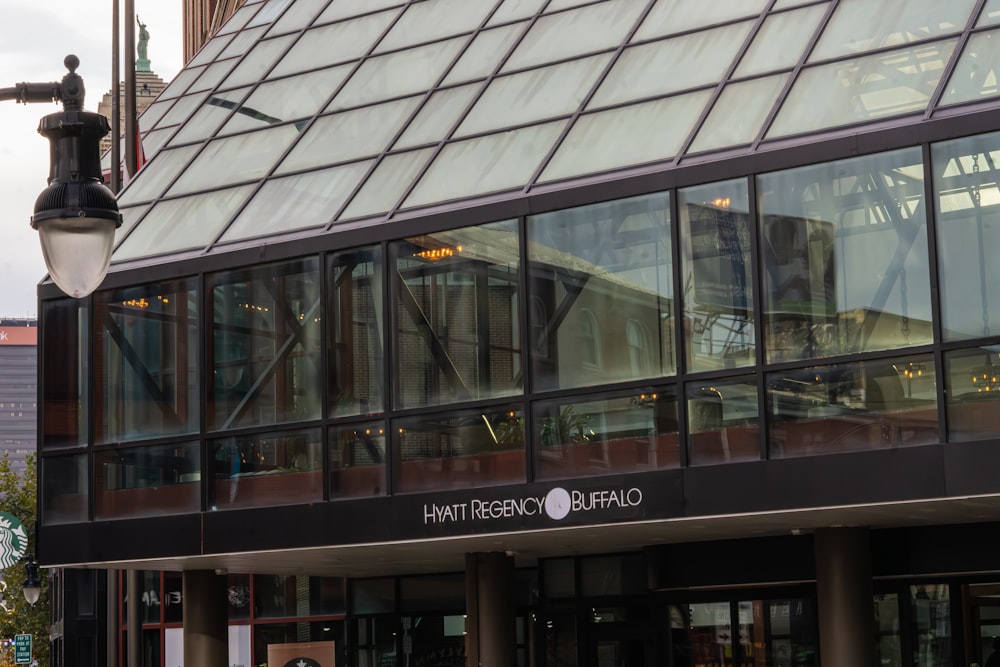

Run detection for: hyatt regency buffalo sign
[[422, 485, 645, 526]]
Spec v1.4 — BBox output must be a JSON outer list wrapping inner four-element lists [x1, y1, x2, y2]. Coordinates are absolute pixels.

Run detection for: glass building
[[36, 0, 1000, 665]]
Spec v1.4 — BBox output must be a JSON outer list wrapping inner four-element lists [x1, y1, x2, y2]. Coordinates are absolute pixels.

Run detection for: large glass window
[[528, 192, 675, 391], [41, 454, 88, 525], [209, 428, 323, 510], [328, 246, 384, 417], [394, 405, 525, 493], [95, 442, 201, 520], [687, 377, 760, 466], [209, 258, 322, 429], [329, 422, 386, 499], [533, 389, 680, 481], [768, 354, 939, 458], [392, 221, 522, 409], [945, 346, 1000, 442], [758, 148, 931, 363], [933, 131, 1000, 341], [680, 180, 755, 372], [94, 278, 199, 443], [41, 299, 87, 449]]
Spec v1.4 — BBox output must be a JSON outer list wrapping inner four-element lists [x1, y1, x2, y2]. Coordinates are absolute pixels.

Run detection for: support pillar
[[465, 552, 516, 667], [814, 527, 875, 667], [127, 570, 140, 667], [183, 570, 228, 666]]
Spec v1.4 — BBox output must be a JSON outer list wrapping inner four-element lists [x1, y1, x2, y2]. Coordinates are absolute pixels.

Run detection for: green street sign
[[13, 633, 31, 664]]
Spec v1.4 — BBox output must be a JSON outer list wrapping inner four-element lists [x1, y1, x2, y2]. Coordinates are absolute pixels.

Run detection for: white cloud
[[0, 0, 183, 316]]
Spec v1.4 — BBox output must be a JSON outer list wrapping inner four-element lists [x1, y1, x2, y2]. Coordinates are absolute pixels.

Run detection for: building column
[[183, 570, 228, 665], [465, 552, 516, 667], [814, 527, 875, 667]]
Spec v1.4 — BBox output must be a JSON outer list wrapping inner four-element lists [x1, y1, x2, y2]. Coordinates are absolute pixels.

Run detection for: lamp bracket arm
[[0, 82, 61, 105]]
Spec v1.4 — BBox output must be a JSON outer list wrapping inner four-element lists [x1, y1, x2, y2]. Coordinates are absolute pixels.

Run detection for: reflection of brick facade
[[184, 0, 245, 62]]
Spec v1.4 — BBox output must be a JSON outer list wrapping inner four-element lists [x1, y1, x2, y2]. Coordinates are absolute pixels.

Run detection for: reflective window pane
[[42, 454, 88, 525], [41, 299, 87, 449], [488, 0, 546, 25], [735, 5, 827, 78], [687, 378, 760, 466], [209, 258, 322, 429], [932, 131, 1000, 340], [318, 0, 402, 24], [592, 22, 754, 108], [635, 0, 768, 41], [945, 346, 1000, 441], [221, 35, 296, 89], [117, 145, 201, 206], [939, 29, 1000, 106], [210, 428, 323, 510], [758, 148, 931, 362], [679, 180, 755, 372], [502, 0, 646, 71], [810, 0, 974, 61], [392, 221, 522, 408], [405, 121, 566, 207], [534, 390, 680, 482], [980, 0, 1000, 27], [328, 246, 384, 417], [270, 11, 399, 78], [769, 39, 958, 138], [220, 67, 350, 135], [157, 92, 211, 129], [528, 192, 675, 391], [330, 423, 386, 499], [168, 126, 300, 195], [911, 585, 951, 666], [341, 149, 434, 220], [688, 74, 788, 154], [443, 23, 525, 84], [768, 355, 939, 459], [378, 0, 491, 52], [395, 405, 525, 493], [95, 278, 199, 443], [395, 85, 481, 149], [267, 0, 326, 34], [543, 91, 712, 182], [95, 442, 201, 520], [169, 88, 253, 145]]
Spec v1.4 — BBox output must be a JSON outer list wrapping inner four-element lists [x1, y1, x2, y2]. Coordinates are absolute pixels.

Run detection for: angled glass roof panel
[[688, 73, 789, 153], [329, 37, 466, 111], [979, 0, 1000, 27], [541, 90, 712, 182], [187, 33, 235, 68], [186, 58, 238, 94], [138, 100, 176, 133], [141, 128, 175, 159], [769, 38, 959, 138], [735, 4, 828, 78], [317, 0, 404, 23], [442, 22, 526, 85], [546, 0, 594, 10], [591, 21, 754, 109], [220, 35, 297, 89], [268, 0, 328, 35], [341, 148, 436, 219], [117, 145, 201, 206], [276, 96, 422, 174], [394, 84, 482, 149], [158, 67, 202, 101], [220, 26, 269, 60], [217, 3, 261, 35], [167, 126, 301, 196], [114, 205, 151, 245], [809, 0, 974, 61], [487, 0, 546, 25], [220, 161, 373, 242], [157, 91, 211, 129], [268, 10, 400, 79], [938, 29, 1000, 106], [457, 54, 612, 137], [404, 121, 567, 208], [502, 0, 647, 72], [246, 0, 292, 28], [113, 186, 256, 261], [219, 66, 351, 135], [635, 0, 767, 42], [169, 88, 252, 145], [378, 0, 493, 52], [772, 0, 816, 8]]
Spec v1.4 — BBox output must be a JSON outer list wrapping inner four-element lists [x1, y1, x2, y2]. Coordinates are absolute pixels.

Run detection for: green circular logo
[[0, 513, 28, 569]]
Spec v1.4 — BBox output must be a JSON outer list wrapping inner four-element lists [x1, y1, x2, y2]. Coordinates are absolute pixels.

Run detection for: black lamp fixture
[[0, 55, 122, 298], [21, 555, 40, 606]]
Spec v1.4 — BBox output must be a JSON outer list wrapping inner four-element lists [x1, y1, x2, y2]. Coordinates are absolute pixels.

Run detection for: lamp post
[[0, 55, 122, 298], [21, 556, 40, 606]]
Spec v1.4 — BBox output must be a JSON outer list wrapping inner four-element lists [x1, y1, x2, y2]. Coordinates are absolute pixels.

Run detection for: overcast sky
[[0, 1, 183, 317]]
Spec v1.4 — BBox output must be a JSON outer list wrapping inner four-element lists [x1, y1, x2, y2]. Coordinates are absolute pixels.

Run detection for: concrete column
[[814, 527, 875, 667], [465, 552, 516, 667], [183, 570, 228, 666]]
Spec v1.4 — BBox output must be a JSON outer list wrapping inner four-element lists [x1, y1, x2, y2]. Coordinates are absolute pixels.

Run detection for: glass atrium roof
[[111, 0, 1000, 264]]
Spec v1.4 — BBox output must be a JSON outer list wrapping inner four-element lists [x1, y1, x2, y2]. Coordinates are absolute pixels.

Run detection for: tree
[[0, 452, 49, 667]]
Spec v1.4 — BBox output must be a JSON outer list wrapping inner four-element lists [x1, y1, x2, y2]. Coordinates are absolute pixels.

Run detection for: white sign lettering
[[422, 486, 643, 525]]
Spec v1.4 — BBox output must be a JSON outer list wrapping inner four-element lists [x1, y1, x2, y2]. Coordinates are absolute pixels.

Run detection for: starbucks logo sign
[[0, 513, 27, 569]]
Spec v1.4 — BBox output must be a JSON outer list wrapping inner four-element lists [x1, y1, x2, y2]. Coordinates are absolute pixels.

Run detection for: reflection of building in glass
[[35, 1, 1000, 666]]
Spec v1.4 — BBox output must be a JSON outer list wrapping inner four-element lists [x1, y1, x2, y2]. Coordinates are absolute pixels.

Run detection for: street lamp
[[21, 555, 40, 606], [0, 55, 122, 298]]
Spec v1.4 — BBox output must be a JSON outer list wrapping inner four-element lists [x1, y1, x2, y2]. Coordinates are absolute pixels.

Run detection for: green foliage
[[539, 405, 594, 448], [0, 452, 49, 666]]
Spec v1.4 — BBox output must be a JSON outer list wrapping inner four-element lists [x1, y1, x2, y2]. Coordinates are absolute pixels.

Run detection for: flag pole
[[124, 0, 137, 179], [110, 0, 121, 193]]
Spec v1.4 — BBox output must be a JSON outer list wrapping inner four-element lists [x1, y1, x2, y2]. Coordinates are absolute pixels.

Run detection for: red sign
[[0, 328, 36, 345]]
